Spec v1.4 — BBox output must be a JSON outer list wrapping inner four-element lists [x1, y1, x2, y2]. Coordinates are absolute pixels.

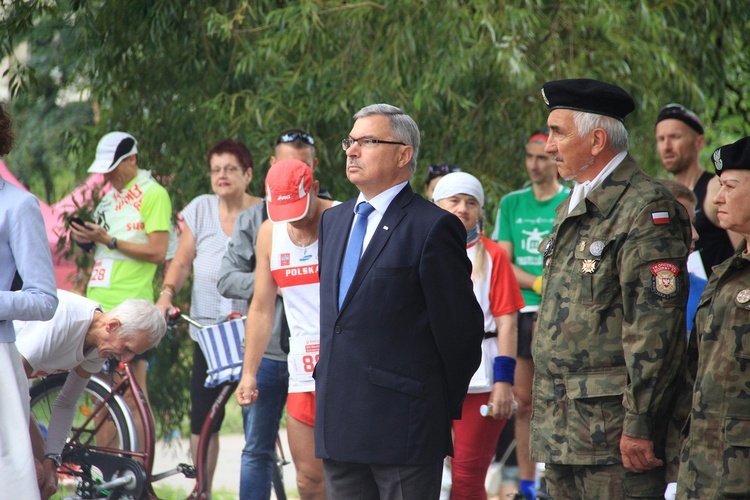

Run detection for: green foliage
[[3, 0, 750, 428], [54, 182, 104, 288]]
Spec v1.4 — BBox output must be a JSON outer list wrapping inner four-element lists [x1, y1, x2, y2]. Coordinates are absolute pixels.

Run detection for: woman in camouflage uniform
[[677, 136, 750, 499]]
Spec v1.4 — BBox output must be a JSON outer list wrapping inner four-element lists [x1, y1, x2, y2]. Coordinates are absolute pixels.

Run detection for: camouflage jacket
[[530, 155, 691, 465], [677, 243, 750, 499]]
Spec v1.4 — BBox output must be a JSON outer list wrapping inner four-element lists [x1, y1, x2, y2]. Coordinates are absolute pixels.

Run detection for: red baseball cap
[[265, 159, 314, 223]]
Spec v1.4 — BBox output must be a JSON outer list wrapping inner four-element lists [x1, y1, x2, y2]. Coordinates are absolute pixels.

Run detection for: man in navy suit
[[315, 103, 484, 498]]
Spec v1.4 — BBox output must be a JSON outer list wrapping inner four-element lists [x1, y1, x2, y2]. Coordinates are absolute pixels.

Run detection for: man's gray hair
[[353, 104, 420, 174], [572, 111, 629, 153], [109, 299, 166, 348]]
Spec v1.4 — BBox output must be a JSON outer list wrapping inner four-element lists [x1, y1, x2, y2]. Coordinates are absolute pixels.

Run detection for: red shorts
[[286, 391, 316, 426]]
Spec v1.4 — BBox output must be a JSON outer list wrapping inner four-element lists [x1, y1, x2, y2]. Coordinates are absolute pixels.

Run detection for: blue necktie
[[339, 202, 375, 309]]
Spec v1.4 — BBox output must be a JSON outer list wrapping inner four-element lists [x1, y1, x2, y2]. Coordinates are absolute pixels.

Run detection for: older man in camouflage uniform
[[677, 136, 750, 499], [530, 79, 691, 499]]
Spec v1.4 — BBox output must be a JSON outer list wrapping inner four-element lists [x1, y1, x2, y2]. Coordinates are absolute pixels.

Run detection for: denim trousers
[[240, 357, 289, 500]]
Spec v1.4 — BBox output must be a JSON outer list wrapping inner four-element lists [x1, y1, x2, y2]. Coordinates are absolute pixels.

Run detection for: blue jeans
[[240, 357, 289, 500]]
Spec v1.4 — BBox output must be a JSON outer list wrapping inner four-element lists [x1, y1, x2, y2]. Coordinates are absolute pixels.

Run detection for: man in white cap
[[70, 131, 172, 416], [235, 159, 335, 500]]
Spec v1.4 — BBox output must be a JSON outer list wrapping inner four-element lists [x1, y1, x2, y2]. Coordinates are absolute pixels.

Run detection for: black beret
[[712, 136, 750, 174], [541, 78, 635, 122], [655, 103, 704, 135]]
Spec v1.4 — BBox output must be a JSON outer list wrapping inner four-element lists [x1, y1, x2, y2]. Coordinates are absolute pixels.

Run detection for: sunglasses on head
[[428, 163, 461, 178], [276, 131, 315, 146]]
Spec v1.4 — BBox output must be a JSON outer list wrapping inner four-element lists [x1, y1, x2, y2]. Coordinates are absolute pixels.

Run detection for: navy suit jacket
[[314, 183, 484, 465]]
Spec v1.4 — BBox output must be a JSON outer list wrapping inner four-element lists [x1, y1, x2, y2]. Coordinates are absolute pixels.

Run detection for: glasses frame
[[341, 137, 407, 150], [276, 132, 315, 146], [210, 165, 244, 176]]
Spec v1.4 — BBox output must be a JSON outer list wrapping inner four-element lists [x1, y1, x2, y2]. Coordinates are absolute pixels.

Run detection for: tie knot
[[356, 202, 375, 218]]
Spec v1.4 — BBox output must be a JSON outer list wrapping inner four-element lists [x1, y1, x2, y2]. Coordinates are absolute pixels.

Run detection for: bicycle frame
[[191, 383, 234, 499], [68, 362, 159, 499]]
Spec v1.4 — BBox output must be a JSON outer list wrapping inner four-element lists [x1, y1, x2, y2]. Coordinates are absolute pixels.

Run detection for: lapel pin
[[383, 225, 389, 230]]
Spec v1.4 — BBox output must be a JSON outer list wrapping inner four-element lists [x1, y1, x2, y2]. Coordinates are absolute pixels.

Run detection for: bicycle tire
[[272, 455, 287, 500], [29, 372, 139, 453]]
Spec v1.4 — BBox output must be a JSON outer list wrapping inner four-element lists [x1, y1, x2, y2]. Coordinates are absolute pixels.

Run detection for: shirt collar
[[354, 180, 408, 216]]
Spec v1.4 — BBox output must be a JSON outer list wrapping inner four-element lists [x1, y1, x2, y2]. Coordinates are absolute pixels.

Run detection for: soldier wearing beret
[[677, 136, 750, 499], [530, 79, 691, 498]]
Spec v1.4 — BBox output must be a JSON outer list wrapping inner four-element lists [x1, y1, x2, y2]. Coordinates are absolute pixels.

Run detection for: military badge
[[737, 289, 750, 304], [650, 262, 680, 298], [712, 148, 723, 172], [590, 240, 605, 257], [581, 260, 597, 273], [541, 87, 549, 106], [578, 241, 586, 253], [541, 237, 555, 257]]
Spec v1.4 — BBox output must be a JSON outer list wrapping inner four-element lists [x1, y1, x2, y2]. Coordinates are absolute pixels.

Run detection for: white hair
[[109, 299, 166, 348], [572, 111, 629, 153]]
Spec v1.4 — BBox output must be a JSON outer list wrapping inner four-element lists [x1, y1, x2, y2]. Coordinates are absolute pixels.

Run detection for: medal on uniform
[[581, 260, 597, 273], [737, 289, 750, 304], [542, 237, 555, 258], [590, 240, 605, 257], [578, 241, 586, 253]]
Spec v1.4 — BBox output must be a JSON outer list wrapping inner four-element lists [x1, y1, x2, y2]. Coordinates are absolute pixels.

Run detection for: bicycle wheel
[[29, 372, 139, 453]]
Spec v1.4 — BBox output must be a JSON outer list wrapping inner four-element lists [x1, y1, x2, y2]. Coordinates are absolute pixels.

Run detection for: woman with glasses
[[433, 172, 524, 499], [156, 138, 261, 492]]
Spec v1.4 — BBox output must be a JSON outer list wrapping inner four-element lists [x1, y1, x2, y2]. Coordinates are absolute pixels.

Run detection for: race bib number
[[288, 337, 319, 392], [88, 259, 114, 288]]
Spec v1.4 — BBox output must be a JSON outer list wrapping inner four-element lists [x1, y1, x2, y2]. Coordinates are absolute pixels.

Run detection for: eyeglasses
[[276, 131, 315, 146], [428, 163, 461, 177], [341, 137, 407, 150], [210, 166, 243, 176]]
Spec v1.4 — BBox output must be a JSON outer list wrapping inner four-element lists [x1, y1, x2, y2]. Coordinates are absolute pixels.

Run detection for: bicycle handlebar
[[167, 306, 245, 329]]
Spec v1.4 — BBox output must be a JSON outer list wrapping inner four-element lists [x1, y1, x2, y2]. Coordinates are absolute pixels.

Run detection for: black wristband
[[44, 453, 62, 467]]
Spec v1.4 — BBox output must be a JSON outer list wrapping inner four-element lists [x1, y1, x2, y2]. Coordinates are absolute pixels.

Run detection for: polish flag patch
[[651, 211, 670, 225]]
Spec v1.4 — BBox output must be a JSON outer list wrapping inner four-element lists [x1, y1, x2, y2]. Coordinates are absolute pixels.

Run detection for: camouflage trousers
[[544, 463, 666, 499]]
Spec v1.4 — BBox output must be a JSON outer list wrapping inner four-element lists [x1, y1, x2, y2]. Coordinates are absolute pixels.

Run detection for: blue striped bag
[[195, 318, 245, 388]]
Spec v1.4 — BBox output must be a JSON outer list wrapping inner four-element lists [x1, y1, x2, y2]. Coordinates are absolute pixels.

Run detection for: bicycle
[[29, 309, 289, 500]]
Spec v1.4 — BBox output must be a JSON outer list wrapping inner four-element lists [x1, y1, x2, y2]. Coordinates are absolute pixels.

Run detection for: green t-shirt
[[492, 185, 570, 308], [87, 170, 172, 311]]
